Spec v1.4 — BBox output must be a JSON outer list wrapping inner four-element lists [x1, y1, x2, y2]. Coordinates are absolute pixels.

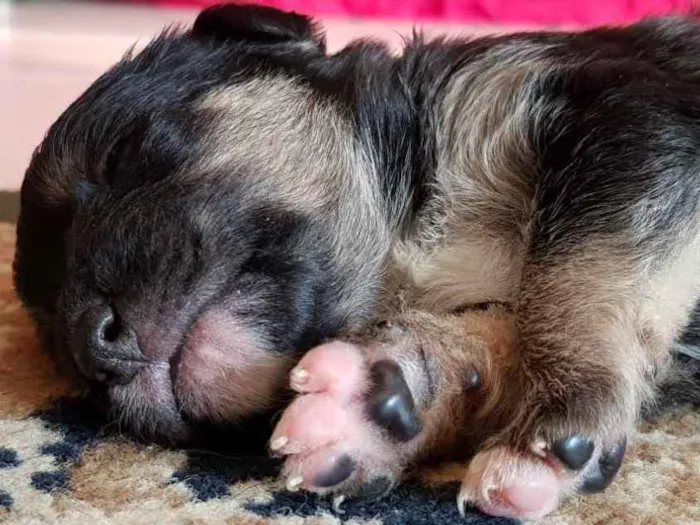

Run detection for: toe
[[493, 471, 560, 518], [290, 342, 366, 398], [459, 447, 562, 520], [270, 394, 356, 454]]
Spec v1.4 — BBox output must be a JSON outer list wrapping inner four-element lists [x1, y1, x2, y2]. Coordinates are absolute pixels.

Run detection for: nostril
[[93, 306, 121, 345], [100, 311, 121, 344]]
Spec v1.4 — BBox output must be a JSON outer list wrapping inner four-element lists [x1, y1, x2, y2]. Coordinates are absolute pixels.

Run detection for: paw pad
[[579, 438, 626, 494], [550, 435, 594, 470], [313, 454, 356, 488], [367, 360, 422, 442]]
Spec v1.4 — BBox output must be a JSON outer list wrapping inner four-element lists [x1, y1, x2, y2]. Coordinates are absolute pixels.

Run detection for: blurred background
[[0, 0, 695, 202]]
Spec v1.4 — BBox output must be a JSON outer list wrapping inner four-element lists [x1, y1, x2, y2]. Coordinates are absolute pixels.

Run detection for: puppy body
[[14, 5, 700, 517]]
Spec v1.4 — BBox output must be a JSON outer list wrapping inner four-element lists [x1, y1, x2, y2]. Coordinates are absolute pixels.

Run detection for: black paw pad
[[465, 368, 481, 391], [367, 360, 422, 442], [551, 435, 594, 470], [579, 438, 627, 494], [313, 455, 356, 488]]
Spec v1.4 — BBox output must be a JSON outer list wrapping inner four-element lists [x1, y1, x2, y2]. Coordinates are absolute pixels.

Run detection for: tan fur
[[394, 45, 561, 311], [198, 76, 391, 322], [227, 42, 700, 486], [499, 226, 700, 444], [373, 42, 700, 463], [351, 308, 519, 466], [641, 221, 700, 352], [513, 247, 646, 441]]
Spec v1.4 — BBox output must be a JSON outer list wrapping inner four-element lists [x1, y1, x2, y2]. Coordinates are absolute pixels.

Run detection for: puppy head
[[13, 4, 378, 443]]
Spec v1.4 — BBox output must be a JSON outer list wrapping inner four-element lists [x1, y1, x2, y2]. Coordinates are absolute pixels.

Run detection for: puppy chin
[[108, 365, 190, 443], [173, 310, 295, 423]]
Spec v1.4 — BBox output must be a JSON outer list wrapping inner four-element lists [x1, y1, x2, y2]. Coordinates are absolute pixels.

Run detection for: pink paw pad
[[271, 341, 396, 493], [458, 447, 563, 520], [288, 342, 366, 398]]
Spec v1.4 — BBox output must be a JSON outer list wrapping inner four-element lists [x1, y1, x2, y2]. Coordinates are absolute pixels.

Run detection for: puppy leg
[[269, 308, 516, 501], [452, 78, 700, 517], [458, 235, 700, 518], [270, 301, 636, 515]]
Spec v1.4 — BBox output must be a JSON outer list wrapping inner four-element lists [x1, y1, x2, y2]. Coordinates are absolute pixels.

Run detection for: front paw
[[458, 435, 627, 519], [268, 341, 419, 500], [268, 310, 493, 503]]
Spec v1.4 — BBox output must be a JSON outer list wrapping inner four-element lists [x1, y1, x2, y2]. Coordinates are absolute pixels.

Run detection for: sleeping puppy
[[13, 3, 700, 519]]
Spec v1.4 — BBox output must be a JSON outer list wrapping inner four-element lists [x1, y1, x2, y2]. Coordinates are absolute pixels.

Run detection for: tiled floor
[[0, 2, 530, 193]]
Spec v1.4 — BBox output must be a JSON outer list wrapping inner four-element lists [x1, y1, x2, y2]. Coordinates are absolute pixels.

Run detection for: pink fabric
[[125, 0, 695, 25]]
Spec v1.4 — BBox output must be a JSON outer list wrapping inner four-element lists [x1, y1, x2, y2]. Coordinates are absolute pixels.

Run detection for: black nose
[[72, 305, 146, 385]]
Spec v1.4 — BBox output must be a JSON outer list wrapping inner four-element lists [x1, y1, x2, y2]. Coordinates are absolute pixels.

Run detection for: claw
[[286, 476, 303, 492], [457, 494, 468, 518], [531, 439, 548, 457], [457, 479, 479, 518], [333, 495, 346, 514], [290, 367, 309, 386], [270, 436, 288, 452]]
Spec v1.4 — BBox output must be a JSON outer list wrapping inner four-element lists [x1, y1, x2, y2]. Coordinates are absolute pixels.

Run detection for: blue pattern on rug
[[171, 450, 280, 501], [30, 397, 103, 494], [30, 471, 69, 493], [0, 448, 20, 469], [16, 397, 516, 524], [246, 482, 518, 524], [173, 448, 516, 524], [0, 490, 13, 508]]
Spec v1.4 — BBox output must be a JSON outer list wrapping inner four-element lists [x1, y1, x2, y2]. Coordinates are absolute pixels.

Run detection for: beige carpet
[[0, 222, 698, 525]]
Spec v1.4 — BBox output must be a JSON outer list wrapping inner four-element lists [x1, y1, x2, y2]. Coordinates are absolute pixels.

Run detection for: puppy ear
[[192, 3, 325, 50]]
